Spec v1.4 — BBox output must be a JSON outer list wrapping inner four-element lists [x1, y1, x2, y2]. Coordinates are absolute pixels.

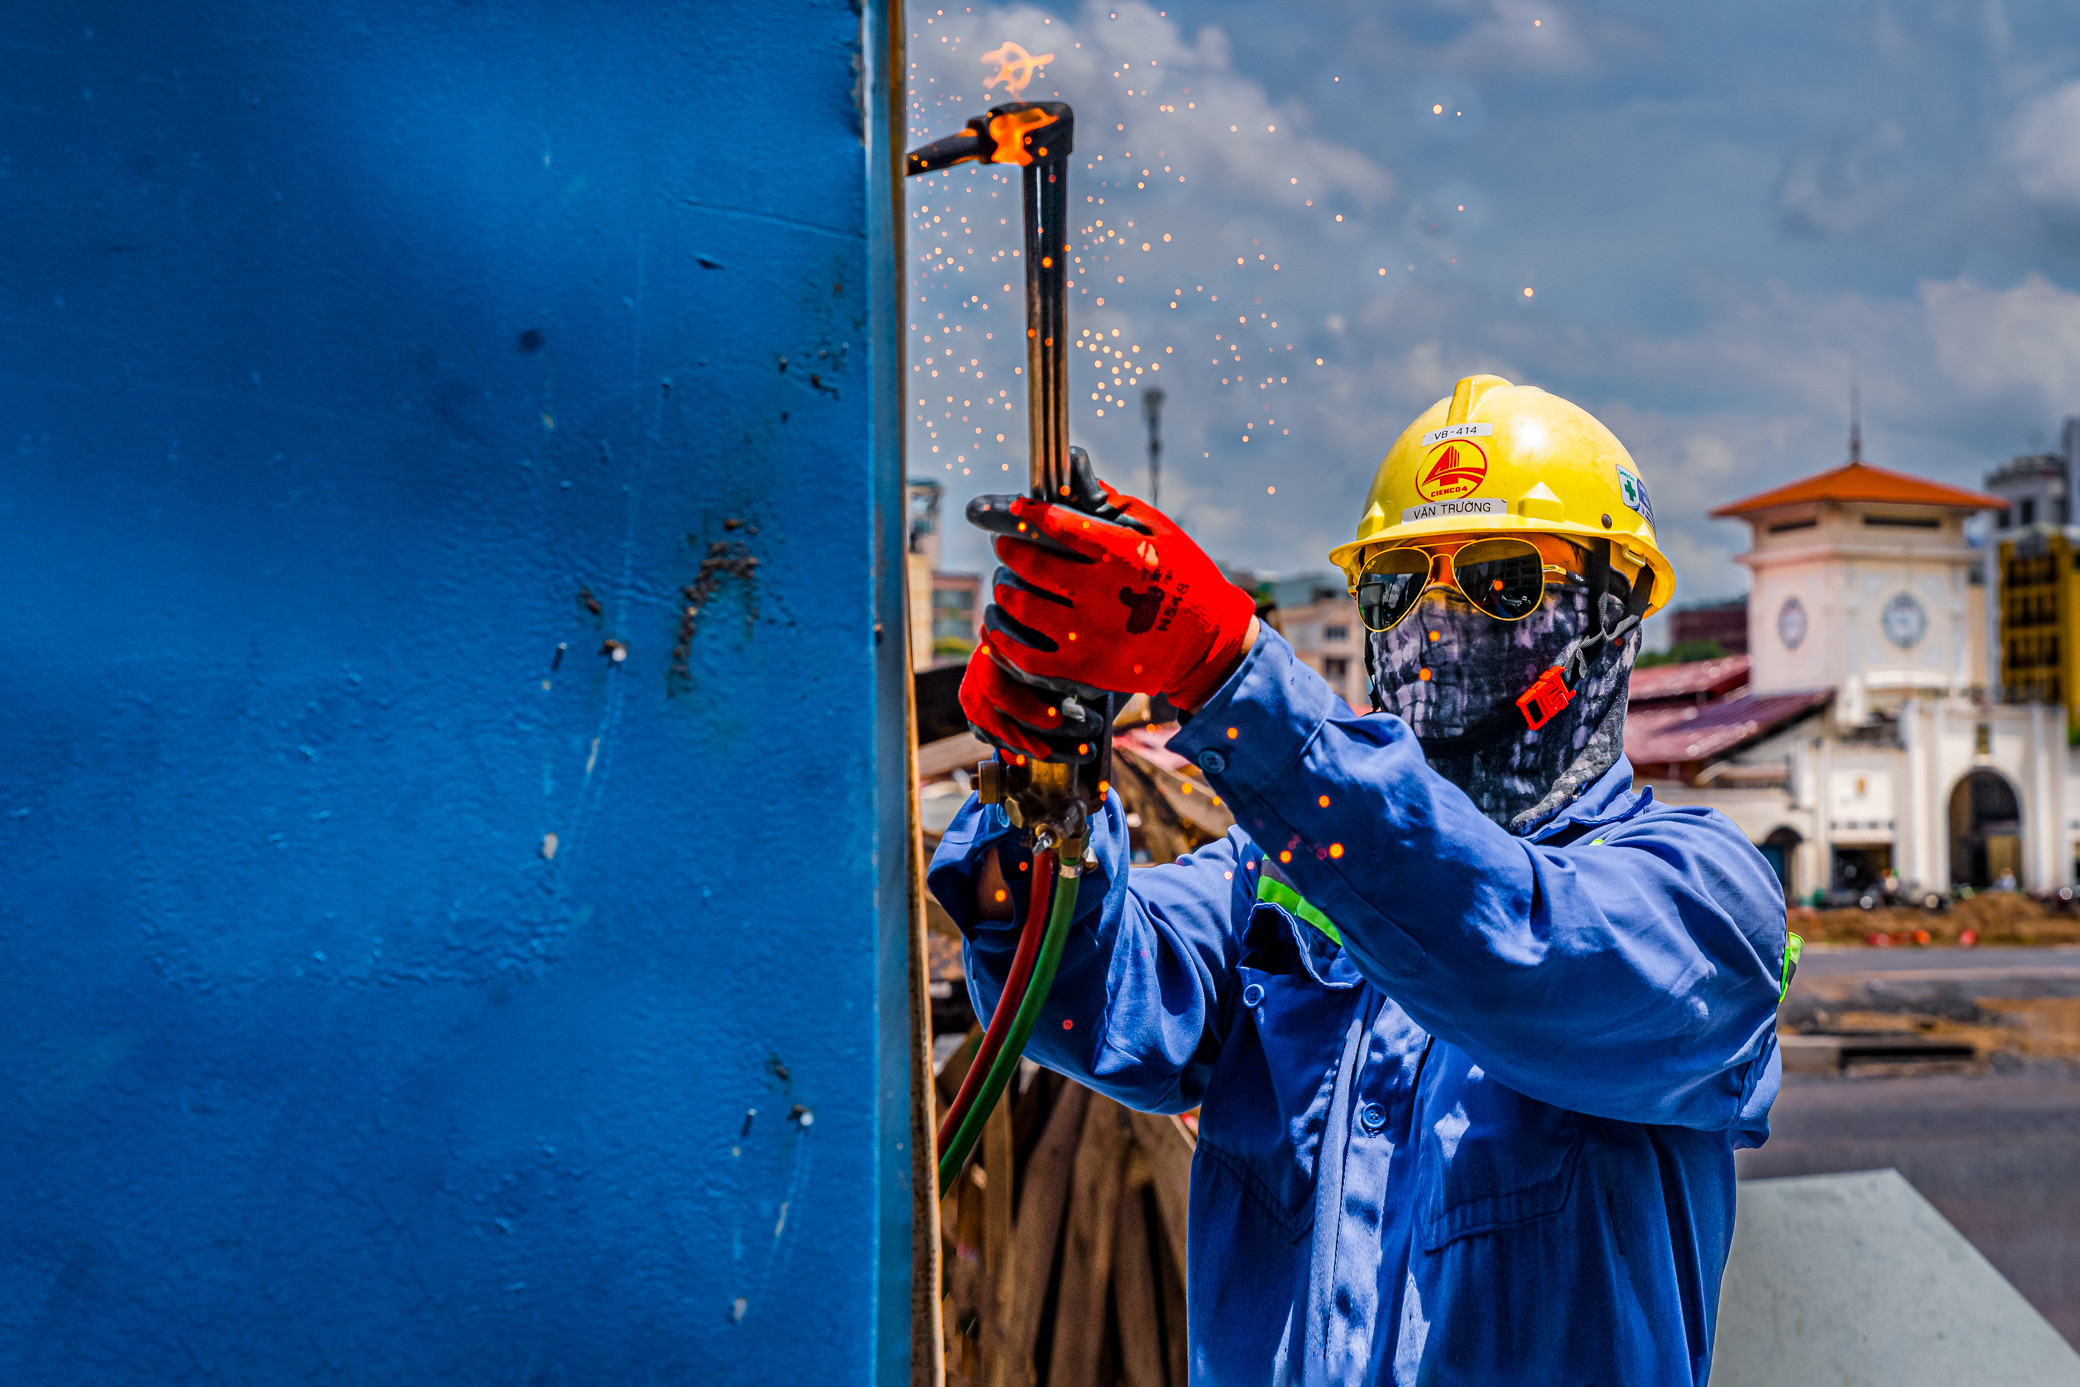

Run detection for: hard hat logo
[[1416, 440, 1489, 502]]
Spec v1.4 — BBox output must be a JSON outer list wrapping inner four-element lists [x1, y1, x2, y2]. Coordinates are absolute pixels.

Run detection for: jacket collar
[[1525, 757, 1652, 843]]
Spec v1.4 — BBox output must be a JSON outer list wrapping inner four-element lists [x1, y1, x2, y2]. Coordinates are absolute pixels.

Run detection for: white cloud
[[1419, 0, 1659, 77], [1774, 123, 1907, 239], [906, 2, 2080, 605], [2004, 80, 2080, 213], [1924, 272, 2080, 411]]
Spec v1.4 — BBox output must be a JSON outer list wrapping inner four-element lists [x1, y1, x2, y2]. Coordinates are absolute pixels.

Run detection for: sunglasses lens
[[1453, 538, 1546, 620], [1356, 549, 1430, 632]]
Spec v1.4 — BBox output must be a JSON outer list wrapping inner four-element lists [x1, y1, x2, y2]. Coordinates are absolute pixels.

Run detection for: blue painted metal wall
[[0, 3, 913, 1381]]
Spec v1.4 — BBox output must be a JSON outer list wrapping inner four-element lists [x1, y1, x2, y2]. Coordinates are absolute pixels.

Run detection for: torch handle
[[1022, 159, 1071, 504], [905, 103, 1106, 825]]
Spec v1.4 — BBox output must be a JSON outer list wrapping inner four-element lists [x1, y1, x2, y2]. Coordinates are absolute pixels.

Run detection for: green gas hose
[[936, 855, 1082, 1190]]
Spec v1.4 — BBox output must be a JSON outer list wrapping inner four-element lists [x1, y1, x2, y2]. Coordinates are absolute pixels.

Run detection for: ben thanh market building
[[1633, 451, 2080, 902]]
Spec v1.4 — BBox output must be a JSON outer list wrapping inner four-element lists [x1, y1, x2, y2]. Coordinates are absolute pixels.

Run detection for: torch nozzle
[[904, 102, 1074, 179], [905, 119, 993, 177]]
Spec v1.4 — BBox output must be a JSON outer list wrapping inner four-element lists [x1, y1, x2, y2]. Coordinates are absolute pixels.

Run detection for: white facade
[[1739, 497, 1985, 718], [1652, 484, 2078, 896], [1658, 701, 2073, 897]]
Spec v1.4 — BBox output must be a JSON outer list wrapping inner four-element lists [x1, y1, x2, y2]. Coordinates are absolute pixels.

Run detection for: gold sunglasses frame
[[1350, 536, 1589, 634]]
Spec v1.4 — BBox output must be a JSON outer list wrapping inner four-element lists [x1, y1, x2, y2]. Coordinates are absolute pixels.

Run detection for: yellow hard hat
[[1327, 374, 1676, 616]]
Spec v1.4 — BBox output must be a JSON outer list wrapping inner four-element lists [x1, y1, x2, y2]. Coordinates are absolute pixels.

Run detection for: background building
[[1983, 422, 2080, 735], [1262, 572, 1366, 710], [1636, 450, 2078, 901], [1710, 455, 1994, 720], [1669, 596, 1750, 656], [907, 479, 983, 668]]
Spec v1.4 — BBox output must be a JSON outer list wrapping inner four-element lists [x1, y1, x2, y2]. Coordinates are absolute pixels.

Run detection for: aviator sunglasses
[[1353, 535, 1591, 634]]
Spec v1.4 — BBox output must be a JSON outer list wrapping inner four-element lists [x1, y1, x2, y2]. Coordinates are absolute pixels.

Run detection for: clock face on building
[[1883, 591, 1927, 648], [1777, 596, 1808, 650]]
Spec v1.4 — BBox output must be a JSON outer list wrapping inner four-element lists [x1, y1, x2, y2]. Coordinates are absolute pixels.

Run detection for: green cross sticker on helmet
[[1617, 467, 1654, 527]]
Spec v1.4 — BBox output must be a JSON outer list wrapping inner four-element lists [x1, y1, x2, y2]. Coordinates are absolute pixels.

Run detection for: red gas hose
[[935, 846, 1056, 1155]]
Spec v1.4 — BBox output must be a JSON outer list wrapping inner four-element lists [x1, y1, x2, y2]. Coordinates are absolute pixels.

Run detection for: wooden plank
[[945, 1166, 989, 1384], [919, 730, 992, 781], [1154, 1210, 1190, 1387], [943, 1293, 972, 1387], [1108, 755, 1192, 865], [1011, 1065, 1055, 1188], [904, 606, 946, 1387], [1113, 741, 1235, 838], [979, 1093, 1016, 1384], [937, 1025, 984, 1120], [983, 1082, 1091, 1387], [1128, 1108, 1194, 1283], [1112, 1187, 1167, 1387], [1047, 1096, 1133, 1386]]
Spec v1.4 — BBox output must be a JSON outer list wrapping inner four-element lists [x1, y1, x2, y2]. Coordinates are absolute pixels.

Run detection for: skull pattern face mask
[[1366, 569, 1641, 835]]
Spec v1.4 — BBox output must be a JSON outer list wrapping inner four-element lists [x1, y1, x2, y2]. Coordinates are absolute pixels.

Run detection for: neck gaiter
[[1366, 580, 1641, 835]]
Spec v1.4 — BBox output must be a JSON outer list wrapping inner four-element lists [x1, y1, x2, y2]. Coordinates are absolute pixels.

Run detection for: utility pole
[[1141, 387, 1165, 507]]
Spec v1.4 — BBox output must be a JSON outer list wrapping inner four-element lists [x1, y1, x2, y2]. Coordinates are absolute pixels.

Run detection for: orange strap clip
[[1516, 665, 1574, 730]]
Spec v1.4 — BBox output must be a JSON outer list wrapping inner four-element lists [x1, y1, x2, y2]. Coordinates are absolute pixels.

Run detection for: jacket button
[[1359, 1102, 1387, 1133], [1241, 983, 1265, 1008], [1197, 749, 1227, 774]]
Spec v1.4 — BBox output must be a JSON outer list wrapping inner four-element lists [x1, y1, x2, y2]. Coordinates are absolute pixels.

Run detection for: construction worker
[[929, 375, 1788, 1385]]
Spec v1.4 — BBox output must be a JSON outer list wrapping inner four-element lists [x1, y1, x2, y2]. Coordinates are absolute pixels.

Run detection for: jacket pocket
[[1419, 1047, 1586, 1252], [1194, 906, 1362, 1241]]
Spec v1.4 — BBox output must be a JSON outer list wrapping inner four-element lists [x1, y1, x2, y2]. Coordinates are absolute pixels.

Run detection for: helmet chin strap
[[1372, 539, 1650, 758]]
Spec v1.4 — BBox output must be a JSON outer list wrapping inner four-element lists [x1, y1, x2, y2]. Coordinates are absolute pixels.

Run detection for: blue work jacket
[[928, 628, 1787, 1385]]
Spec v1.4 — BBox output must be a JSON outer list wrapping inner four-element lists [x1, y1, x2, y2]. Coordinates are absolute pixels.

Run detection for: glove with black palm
[[958, 449, 1255, 761]]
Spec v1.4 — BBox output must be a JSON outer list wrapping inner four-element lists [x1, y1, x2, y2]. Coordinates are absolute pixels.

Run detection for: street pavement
[[1795, 943, 2080, 979]]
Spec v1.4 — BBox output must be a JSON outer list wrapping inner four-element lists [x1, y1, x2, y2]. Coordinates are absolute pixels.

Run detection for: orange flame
[[981, 41, 1053, 97], [987, 106, 1055, 166]]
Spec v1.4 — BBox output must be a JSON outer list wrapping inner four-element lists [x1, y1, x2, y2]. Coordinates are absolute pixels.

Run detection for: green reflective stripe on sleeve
[[1780, 932, 1804, 1001], [1254, 875, 1343, 946]]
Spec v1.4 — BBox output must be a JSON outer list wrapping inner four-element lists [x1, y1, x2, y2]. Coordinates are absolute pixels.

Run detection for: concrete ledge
[[1779, 1032, 1978, 1074], [1714, 1169, 2080, 1385]]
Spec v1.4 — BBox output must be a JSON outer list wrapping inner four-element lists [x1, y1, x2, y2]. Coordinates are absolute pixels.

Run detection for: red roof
[[1628, 655, 1751, 704], [1710, 461, 2003, 518], [1625, 689, 1833, 767]]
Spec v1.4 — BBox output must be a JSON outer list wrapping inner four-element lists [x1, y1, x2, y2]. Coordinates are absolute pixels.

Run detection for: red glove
[[957, 643, 1110, 762], [978, 477, 1256, 710]]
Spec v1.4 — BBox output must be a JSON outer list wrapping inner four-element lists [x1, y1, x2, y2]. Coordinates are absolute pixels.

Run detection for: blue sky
[[903, 1, 2080, 626]]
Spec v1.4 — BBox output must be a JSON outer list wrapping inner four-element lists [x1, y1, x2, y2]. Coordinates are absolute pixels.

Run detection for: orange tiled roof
[[1709, 461, 2004, 518]]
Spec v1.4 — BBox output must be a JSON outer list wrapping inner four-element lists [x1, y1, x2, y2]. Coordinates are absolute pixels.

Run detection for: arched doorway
[[1949, 770, 2022, 889], [1759, 826, 1802, 900]]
